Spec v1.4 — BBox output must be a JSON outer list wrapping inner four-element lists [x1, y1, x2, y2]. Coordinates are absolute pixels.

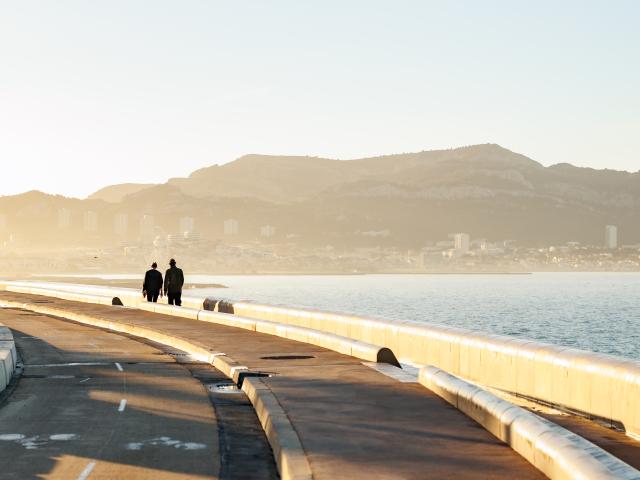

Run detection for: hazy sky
[[1, 1, 638, 198]]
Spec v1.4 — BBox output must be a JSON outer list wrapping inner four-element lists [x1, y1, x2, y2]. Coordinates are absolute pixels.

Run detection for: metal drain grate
[[207, 382, 242, 394]]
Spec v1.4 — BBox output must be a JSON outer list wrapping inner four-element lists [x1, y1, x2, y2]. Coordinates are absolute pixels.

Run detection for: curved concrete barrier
[[4, 285, 122, 307], [419, 366, 640, 480], [205, 297, 640, 440], [0, 281, 203, 310], [0, 323, 17, 393]]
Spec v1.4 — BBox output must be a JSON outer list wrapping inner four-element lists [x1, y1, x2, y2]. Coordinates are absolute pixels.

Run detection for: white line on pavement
[[115, 362, 123, 371], [118, 399, 127, 412], [76, 461, 96, 480]]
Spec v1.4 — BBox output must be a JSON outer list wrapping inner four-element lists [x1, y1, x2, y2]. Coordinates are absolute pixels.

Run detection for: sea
[[47, 272, 640, 361]]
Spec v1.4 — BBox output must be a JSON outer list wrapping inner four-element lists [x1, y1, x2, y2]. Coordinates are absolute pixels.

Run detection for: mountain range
[[2, 144, 639, 248]]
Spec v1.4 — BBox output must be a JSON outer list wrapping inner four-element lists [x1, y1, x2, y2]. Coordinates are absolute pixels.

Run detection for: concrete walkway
[[0, 292, 544, 479], [0, 307, 277, 480]]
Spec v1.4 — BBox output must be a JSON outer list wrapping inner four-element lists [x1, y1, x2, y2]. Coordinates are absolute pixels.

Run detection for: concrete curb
[[0, 298, 313, 480], [0, 322, 17, 393], [242, 377, 313, 480], [419, 365, 640, 480], [5, 285, 122, 306], [2, 284, 400, 368]]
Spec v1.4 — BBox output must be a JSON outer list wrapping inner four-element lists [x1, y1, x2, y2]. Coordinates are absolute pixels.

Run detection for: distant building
[[260, 225, 276, 238], [184, 231, 202, 242], [58, 208, 72, 229], [224, 219, 239, 235], [179, 216, 195, 235], [140, 215, 155, 243], [453, 233, 470, 253], [83, 211, 98, 233], [605, 225, 618, 249], [114, 213, 128, 236]]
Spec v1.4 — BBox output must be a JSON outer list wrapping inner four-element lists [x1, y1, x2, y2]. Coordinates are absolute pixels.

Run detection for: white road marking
[[125, 436, 206, 451], [115, 362, 123, 371], [118, 399, 127, 412], [49, 434, 77, 441], [79, 377, 91, 383], [0, 433, 76, 449], [76, 461, 96, 480]]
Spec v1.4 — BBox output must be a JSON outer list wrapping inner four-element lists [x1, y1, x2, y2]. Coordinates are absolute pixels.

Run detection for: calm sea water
[[44, 272, 640, 360], [184, 273, 640, 361]]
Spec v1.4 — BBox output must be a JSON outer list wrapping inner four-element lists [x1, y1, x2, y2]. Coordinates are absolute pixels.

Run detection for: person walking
[[142, 262, 163, 303], [164, 258, 184, 306]]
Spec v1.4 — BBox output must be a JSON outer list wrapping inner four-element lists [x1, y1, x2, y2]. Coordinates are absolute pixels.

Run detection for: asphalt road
[[0, 307, 277, 480]]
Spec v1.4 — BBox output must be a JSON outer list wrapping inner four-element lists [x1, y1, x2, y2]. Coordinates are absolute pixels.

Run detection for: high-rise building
[[58, 208, 72, 229], [453, 233, 470, 253], [260, 225, 276, 238], [114, 213, 128, 236], [84, 211, 98, 233], [223, 219, 239, 235], [140, 215, 155, 243], [605, 225, 618, 249], [179, 216, 195, 235]]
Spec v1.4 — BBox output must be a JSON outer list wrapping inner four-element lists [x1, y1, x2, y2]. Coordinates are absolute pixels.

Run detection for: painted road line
[[79, 377, 91, 383], [118, 399, 127, 412], [114, 362, 123, 371], [76, 461, 96, 480]]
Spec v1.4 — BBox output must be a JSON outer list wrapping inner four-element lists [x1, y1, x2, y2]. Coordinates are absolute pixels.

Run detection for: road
[[0, 307, 277, 480]]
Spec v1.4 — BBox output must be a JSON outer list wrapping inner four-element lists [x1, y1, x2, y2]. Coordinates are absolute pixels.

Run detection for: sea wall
[[2, 280, 639, 439]]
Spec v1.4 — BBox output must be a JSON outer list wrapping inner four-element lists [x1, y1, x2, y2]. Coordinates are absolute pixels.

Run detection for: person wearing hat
[[142, 262, 163, 303], [164, 258, 185, 306]]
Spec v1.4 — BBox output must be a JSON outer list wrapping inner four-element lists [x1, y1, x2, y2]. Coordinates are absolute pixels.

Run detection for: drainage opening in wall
[[259, 355, 315, 360]]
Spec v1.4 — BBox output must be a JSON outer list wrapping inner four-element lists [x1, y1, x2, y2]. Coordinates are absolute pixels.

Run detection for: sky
[[0, 1, 638, 198]]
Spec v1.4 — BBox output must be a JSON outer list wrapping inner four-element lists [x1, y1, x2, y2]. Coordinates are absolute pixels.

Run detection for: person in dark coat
[[164, 258, 184, 306], [142, 262, 163, 302]]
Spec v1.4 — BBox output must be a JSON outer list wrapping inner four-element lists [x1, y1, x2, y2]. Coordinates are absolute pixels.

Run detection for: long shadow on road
[[0, 310, 277, 480]]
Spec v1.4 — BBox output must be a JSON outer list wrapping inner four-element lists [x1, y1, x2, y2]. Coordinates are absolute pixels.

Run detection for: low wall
[[420, 366, 640, 480], [0, 323, 17, 393], [206, 298, 640, 440]]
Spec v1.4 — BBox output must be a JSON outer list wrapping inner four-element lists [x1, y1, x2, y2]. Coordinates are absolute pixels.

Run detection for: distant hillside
[[2, 144, 639, 248], [89, 183, 156, 203]]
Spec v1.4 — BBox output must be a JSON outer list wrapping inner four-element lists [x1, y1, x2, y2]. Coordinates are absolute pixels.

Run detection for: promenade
[[0, 291, 543, 479]]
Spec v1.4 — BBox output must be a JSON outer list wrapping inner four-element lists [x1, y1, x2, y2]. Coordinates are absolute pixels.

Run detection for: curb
[[419, 365, 640, 480]]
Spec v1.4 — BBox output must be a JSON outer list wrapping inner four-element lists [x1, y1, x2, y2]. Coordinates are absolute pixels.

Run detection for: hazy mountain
[[5, 144, 640, 248], [89, 183, 156, 203]]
